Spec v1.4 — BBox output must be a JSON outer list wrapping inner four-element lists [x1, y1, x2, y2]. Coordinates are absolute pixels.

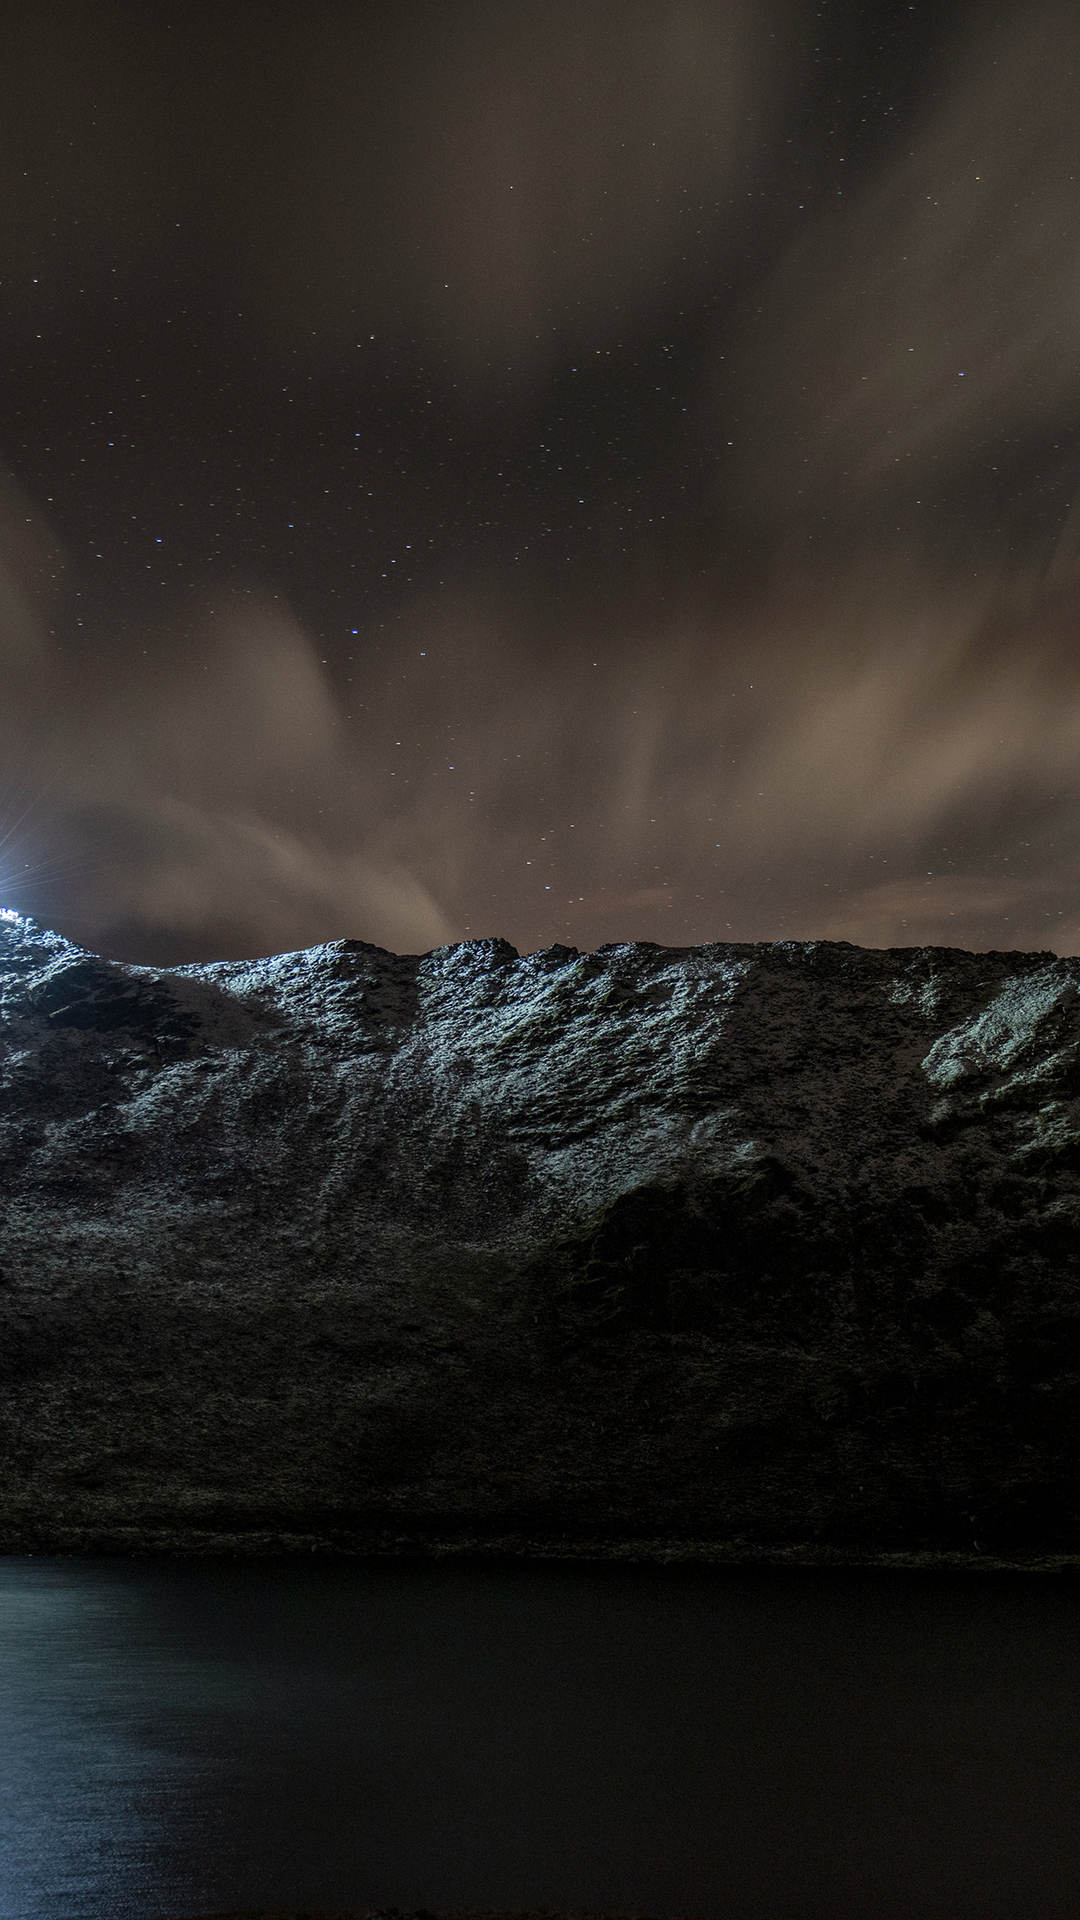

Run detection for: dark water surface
[[1, 1558, 1079, 1920]]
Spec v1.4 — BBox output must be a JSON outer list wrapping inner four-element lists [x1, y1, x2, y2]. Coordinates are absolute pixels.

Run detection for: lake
[[1, 1557, 1078, 1920]]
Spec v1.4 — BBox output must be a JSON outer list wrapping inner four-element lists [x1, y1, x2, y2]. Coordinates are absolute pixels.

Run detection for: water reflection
[[0, 1557, 1078, 1920]]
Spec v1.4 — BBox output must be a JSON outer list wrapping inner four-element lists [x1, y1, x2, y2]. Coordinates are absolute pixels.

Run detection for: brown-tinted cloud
[[7, 4, 1080, 964], [723, 0, 1080, 541], [347, 566, 1080, 958], [0, 2, 781, 384], [393, 0, 775, 377], [5, 483, 1080, 961], [0, 500, 456, 957]]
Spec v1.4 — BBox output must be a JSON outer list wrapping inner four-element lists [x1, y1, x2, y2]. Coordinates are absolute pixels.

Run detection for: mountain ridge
[[2, 912, 1078, 1568]]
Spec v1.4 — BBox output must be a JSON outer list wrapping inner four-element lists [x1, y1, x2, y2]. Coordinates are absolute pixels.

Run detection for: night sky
[[4, 0, 1080, 964]]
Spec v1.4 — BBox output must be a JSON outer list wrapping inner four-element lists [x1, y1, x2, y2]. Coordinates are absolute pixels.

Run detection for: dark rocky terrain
[[1, 911, 1079, 1568]]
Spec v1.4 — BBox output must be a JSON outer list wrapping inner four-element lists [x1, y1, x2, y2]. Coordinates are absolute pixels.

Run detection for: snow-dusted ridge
[[1, 913, 1078, 1566]]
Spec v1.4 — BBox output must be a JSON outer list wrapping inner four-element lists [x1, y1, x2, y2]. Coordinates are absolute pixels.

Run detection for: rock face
[[1, 912, 1079, 1567]]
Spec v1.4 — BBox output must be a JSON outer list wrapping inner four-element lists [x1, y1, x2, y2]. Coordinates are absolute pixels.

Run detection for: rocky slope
[[1, 912, 1078, 1567]]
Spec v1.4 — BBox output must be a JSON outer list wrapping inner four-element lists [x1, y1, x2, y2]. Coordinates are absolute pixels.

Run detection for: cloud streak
[[3, 475, 1080, 963], [724, 0, 1080, 546]]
